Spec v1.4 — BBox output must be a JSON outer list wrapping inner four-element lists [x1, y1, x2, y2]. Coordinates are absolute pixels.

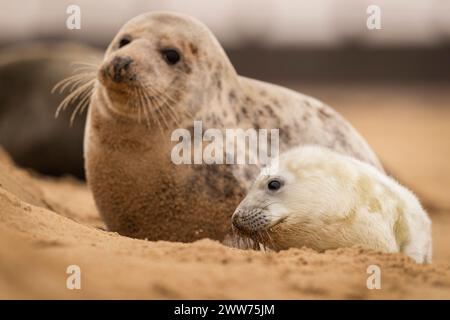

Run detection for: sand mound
[[0, 147, 449, 299]]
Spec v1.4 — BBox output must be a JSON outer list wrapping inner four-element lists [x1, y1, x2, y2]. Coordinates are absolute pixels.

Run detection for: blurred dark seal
[[0, 43, 102, 179]]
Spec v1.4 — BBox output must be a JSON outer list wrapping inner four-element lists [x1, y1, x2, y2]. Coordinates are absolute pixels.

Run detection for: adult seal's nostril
[[111, 56, 133, 82]]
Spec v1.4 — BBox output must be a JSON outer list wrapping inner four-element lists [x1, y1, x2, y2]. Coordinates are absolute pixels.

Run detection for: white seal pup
[[79, 11, 383, 242], [232, 145, 432, 263]]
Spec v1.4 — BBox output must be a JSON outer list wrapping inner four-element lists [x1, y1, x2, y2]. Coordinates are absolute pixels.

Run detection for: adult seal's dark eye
[[119, 36, 132, 48], [267, 179, 282, 191], [161, 49, 181, 65]]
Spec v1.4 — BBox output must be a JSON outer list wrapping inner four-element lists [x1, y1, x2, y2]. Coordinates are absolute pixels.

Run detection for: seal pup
[[232, 145, 432, 263], [79, 11, 383, 242]]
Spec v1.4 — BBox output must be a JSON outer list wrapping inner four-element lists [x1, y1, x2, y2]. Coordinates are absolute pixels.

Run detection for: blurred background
[[2, 0, 450, 82], [0, 0, 449, 223]]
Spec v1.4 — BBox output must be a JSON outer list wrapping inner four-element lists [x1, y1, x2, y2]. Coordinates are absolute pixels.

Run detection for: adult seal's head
[[96, 11, 237, 124]]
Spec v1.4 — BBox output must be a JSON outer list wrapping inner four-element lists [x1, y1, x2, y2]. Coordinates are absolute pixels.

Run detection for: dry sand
[[1, 84, 449, 299]]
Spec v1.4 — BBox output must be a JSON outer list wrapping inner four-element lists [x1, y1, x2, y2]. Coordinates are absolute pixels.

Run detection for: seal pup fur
[[232, 145, 432, 263], [82, 12, 383, 242]]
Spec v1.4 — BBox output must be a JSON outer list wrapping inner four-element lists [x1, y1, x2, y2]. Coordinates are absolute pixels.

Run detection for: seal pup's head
[[231, 145, 362, 251], [96, 11, 237, 126]]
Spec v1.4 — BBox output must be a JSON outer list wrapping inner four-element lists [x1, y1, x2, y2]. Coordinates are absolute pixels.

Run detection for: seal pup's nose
[[111, 56, 133, 82], [231, 209, 243, 231], [231, 208, 256, 234], [232, 207, 272, 235]]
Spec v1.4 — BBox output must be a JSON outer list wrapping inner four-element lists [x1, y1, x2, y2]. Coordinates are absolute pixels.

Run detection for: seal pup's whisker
[[231, 224, 251, 251], [263, 230, 274, 251], [244, 237, 252, 251], [252, 234, 262, 250]]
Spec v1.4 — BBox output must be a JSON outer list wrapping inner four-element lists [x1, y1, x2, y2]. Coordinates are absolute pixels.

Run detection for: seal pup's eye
[[267, 179, 283, 191], [118, 36, 132, 48], [161, 49, 181, 65]]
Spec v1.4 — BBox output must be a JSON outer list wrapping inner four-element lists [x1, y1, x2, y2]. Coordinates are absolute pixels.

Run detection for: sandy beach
[[1, 84, 449, 299]]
